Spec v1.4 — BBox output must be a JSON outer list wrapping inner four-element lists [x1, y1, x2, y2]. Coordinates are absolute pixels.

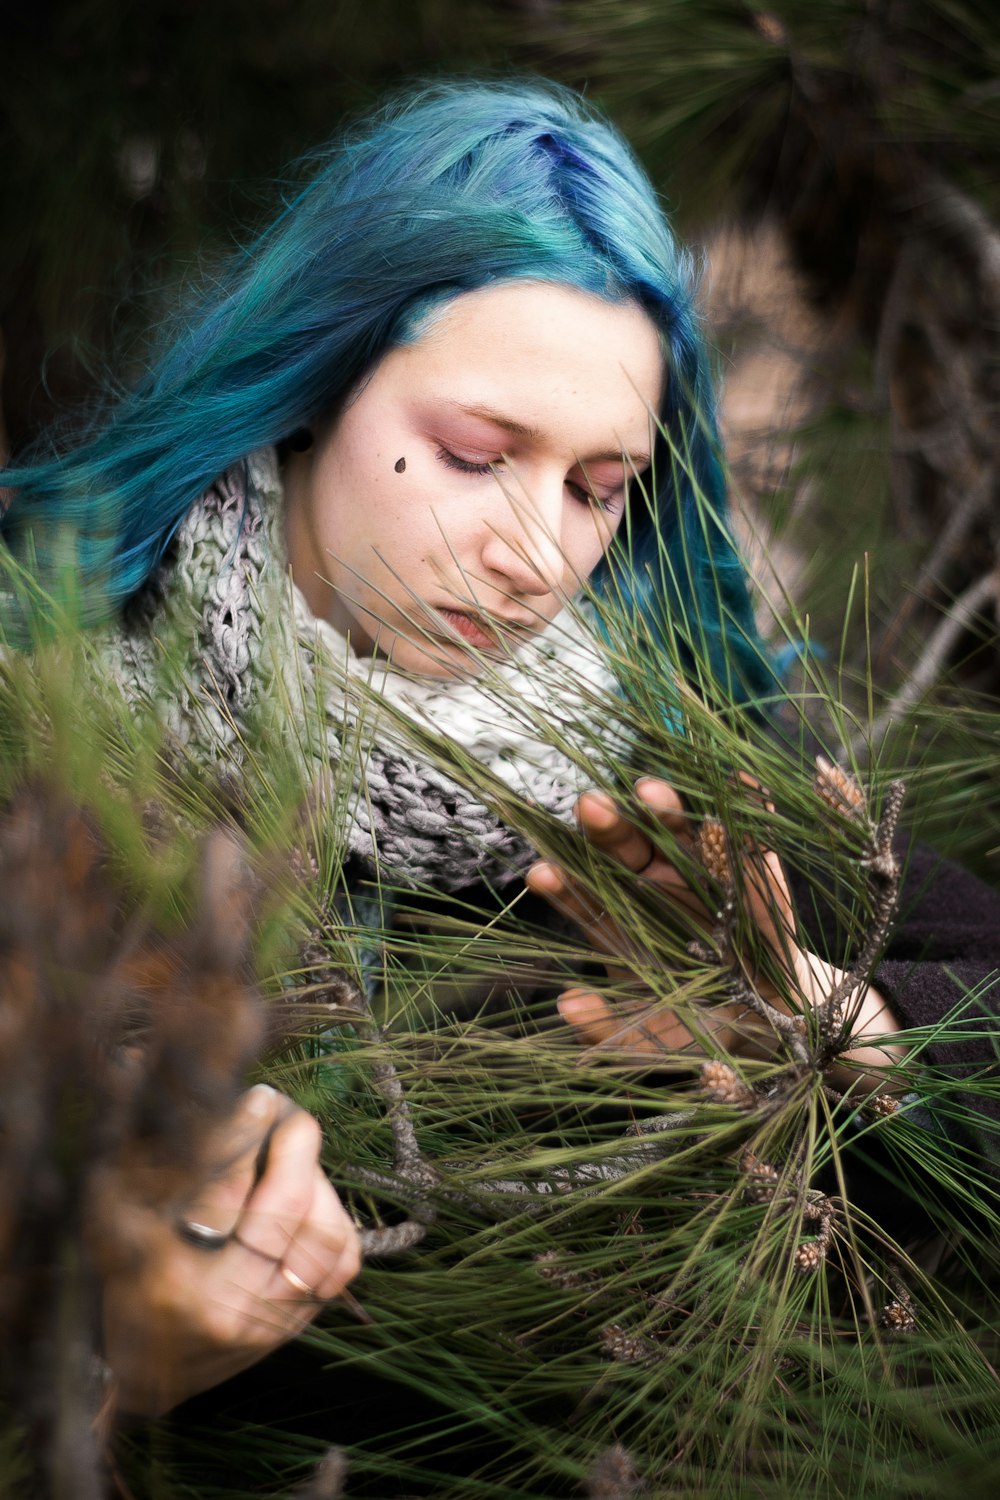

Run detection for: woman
[[1, 78, 997, 1426]]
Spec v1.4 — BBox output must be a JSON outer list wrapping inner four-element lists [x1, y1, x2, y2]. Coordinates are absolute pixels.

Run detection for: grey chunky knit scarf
[[102, 449, 622, 893]]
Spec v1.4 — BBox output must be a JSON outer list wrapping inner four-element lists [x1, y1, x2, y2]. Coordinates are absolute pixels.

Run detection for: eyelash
[[437, 448, 497, 478], [436, 447, 625, 513]]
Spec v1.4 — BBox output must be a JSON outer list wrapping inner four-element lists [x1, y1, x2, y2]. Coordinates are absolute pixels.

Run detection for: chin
[[355, 613, 507, 679], [385, 638, 488, 679]]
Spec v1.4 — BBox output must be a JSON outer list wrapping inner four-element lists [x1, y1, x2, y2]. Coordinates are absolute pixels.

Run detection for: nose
[[478, 478, 566, 597]]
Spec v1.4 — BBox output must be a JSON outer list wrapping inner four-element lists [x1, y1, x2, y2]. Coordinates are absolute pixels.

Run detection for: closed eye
[[437, 447, 500, 477], [567, 478, 627, 514], [438, 446, 628, 513]]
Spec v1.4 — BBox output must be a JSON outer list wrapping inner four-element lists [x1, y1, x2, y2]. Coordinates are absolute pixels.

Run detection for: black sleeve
[[798, 839, 1000, 1143], [874, 842, 1000, 1134]]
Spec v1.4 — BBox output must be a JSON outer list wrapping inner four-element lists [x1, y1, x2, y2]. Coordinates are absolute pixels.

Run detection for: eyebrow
[[448, 402, 652, 469]]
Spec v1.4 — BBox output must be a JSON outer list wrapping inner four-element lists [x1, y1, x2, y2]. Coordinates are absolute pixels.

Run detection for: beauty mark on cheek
[[394, 457, 406, 473]]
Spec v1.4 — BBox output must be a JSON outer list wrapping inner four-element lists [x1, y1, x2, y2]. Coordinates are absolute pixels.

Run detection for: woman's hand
[[98, 1083, 361, 1419], [526, 778, 902, 1081]]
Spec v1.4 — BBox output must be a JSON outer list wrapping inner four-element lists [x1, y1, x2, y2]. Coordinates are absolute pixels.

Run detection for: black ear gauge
[[394, 456, 406, 473], [285, 427, 314, 452]]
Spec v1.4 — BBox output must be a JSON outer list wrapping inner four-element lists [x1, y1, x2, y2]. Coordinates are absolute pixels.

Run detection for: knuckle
[[199, 1299, 250, 1348], [276, 1192, 315, 1240], [284, 1110, 322, 1158], [233, 1219, 275, 1258]]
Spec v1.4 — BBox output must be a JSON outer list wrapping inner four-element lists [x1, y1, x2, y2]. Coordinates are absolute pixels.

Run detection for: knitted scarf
[[102, 449, 623, 893]]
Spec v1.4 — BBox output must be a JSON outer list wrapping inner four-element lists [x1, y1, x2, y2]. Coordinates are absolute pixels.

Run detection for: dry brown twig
[[860, 575, 999, 754], [319, 933, 439, 1256]]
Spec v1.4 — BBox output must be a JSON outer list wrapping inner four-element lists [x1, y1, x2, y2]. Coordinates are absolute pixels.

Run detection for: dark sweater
[[878, 844, 999, 1129], [795, 838, 1000, 1157]]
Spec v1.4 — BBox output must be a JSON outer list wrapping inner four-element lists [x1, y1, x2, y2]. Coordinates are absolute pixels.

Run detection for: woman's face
[[283, 281, 664, 676]]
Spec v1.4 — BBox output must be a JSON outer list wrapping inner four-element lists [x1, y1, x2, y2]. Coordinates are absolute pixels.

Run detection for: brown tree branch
[[858, 572, 999, 754]]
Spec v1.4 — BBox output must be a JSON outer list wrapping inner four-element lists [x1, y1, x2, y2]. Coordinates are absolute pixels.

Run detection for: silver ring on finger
[[280, 1264, 320, 1298], [177, 1219, 232, 1252]]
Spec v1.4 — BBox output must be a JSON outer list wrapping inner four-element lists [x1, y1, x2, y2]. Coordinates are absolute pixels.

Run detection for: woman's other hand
[[99, 1083, 361, 1418], [526, 778, 902, 1080]]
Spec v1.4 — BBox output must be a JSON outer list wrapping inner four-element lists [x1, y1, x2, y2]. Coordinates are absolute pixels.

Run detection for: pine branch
[[914, 174, 1000, 294], [340, 971, 439, 1255], [818, 778, 906, 1042], [909, 468, 993, 602]]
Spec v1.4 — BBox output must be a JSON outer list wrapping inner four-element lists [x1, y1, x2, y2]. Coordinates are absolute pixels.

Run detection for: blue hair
[[0, 77, 776, 704]]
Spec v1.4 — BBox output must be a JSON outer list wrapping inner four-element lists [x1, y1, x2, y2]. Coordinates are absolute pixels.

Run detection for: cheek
[[325, 455, 403, 547], [399, 474, 479, 556], [566, 509, 621, 578], [363, 479, 453, 581]]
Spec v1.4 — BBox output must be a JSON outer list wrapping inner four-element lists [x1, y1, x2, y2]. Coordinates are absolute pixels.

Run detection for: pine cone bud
[[295, 1447, 349, 1499], [740, 1149, 781, 1203], [698, 818, 731, 884], [865, 1092, 901, 1118], [700, 1059, 755, 1109], [534, 1251, 591, 1293], [600, 1324, 658, 1364], [814, 756, 866, 819], [585, 1443, 642, 1500], [794, 1240, 827, 1274], [879, 1298, 917, 1333]]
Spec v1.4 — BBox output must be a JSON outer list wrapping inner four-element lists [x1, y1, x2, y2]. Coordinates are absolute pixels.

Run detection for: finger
[[634, 778, 691, 842], [180, 1084, 287, 1237], [731, 842, 800, 984], [279, 1170, 362, 1303], [575, 790, 656, 872], [557, 988, 694, 1058], [526, 859, 603, 925], [734, 769, 776, 815], [235, 1109, 323, 1264], [525, 861, 632, 958], [719, 773, 803, 973], [557, 988, 621, 1043], [528, 852, 703, 961], [743, 846, 796, 934]]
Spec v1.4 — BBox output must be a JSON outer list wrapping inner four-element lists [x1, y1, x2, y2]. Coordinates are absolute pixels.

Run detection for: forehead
[[384, 281, 665, 457]]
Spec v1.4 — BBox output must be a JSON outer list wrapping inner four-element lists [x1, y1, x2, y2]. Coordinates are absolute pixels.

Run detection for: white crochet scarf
[[103, 449, 623, 892]]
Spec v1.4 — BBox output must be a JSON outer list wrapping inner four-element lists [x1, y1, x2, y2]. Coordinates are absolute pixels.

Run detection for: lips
[[435, 607, 535, 650], [436, 607, 502, 649]]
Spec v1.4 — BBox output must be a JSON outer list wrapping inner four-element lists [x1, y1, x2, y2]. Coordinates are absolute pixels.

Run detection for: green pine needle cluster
[[4, 474, 998, 1497]]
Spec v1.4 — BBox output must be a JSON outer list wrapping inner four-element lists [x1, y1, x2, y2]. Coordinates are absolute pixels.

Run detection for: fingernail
[[244, 1083, 277, 1118], [579, 789, 616, 816], [635, 777, 676, 811], [527, 862, 561, 893], [557, 996, 587, 1023], [583, 788, 616, 808], [578, 792, 618, 831]]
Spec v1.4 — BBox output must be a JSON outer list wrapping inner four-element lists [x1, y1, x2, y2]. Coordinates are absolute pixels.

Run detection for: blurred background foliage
[[0, 0, 493, 438], [1, 0, 998, 866]]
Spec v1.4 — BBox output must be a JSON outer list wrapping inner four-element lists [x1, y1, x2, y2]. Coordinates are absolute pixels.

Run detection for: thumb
[[179, 1083, 290, 1238]]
